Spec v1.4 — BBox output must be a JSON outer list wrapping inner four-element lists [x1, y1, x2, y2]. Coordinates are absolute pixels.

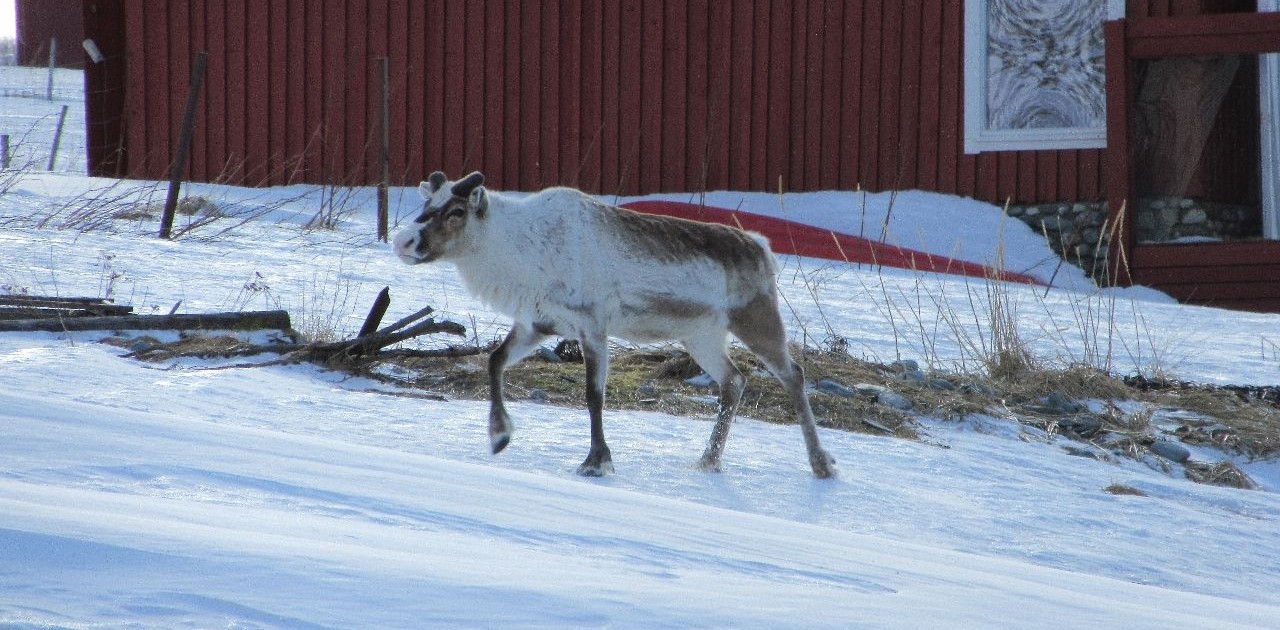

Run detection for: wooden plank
[[660, 0, 687, 191], [265, 1, 289, 184], [152, 3, 175, 176], [387, 0, 409, 183], [578, 0, 603, 190], [1019, 152, 1039, 202], [766, 0, 792, 190], [204, 1, 231, 181], [302, 0, 325, 180], [816, 0, 845, 188], [483, 0, 508, 186], [1133, 263, 1280, 287], [599, 0, 623, 195], [168, 2, 193, 180], [284, 0, 307, 183], [896, 0, 924, 191], [519, 0, 543, 189], [539, 0, 563, 187], [788, 0, 813, 189], [1103, 19, 1135, 283], [500, 1, 522, 187], [225, 0, 248, 181], [858, 0, 883, 189], [558, 0, 582, 187], [684, 0, 711, 191], [0, 311, 293, 334], [727, 2, 756, 190], [703, 0, 732, 191], [1132, 240, 1280, 268], [1129, 13, 1280, 58], [748, 2, 771, 189], [423, 0, 447, 177], [997, 152, 1019, 204], [638, 0, 664, 193], [245, 1, 271, 184], [916, 0, 943, 192], [838, 0, 865, 190], [442, 0, 466, 178], [876, 0, 903, 190], [462, 0, 487, 175]]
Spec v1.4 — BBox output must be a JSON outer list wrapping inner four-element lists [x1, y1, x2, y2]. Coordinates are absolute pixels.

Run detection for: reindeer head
[[393, 171, 488, 264]]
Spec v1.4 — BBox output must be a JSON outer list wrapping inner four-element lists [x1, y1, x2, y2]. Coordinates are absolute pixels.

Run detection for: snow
[[3, 67, 1280, 628]]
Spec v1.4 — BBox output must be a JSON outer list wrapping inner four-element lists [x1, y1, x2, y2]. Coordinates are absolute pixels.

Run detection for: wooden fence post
[[45, 38, 57, 101], [46, 105, 68, 171], [377, 57, 391, 242], [1, 135, 9, 169], [160, 51, 208, 240]]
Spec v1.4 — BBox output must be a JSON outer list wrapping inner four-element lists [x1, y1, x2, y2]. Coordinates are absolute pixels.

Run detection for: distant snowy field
[[3, 67, 1280, 629]]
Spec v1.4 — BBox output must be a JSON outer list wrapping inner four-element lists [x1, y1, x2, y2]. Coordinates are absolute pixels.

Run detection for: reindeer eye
[[447, 207, 466, 219]]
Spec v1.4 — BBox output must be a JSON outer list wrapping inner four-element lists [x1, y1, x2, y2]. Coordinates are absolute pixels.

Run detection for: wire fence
[[0, 47, 88, 175]]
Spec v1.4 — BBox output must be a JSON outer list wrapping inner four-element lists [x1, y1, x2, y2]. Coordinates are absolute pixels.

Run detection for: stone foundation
[[1134, 197, 1260, 243], [1005, 201, 1112, 284]]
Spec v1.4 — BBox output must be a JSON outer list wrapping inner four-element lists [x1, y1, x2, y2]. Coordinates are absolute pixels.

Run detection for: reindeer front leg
[[577, 333, 615, 476], [488, 324, 547, 454]]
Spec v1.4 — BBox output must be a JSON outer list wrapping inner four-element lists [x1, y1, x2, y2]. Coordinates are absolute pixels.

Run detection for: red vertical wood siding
[[16, 0, 85, 68], [100, 0, 1111, 205]]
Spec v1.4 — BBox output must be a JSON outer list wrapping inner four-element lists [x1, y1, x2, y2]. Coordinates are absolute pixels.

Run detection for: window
[[963, 0, 1122, 153]]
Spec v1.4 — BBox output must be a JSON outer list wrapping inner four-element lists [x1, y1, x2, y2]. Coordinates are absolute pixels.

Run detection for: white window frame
[[1260, 0, 1280, 239], [963, 0, 1125, 154]]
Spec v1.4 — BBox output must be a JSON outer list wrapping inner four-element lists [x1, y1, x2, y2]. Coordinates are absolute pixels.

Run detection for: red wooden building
[[64, 1, 1280, 311], [15, 0, 85, 68]]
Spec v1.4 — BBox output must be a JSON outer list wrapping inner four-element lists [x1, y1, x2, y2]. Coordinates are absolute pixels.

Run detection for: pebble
[[1149, 439, 1191, 463]]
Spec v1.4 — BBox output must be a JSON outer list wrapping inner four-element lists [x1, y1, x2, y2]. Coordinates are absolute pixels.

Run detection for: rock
[[928, 378, 957, 391], [683, 373, 717, 388], [816, 378, 859, 397], [854, 383, 913, 411], [889, 359, 925, 382], [876, 389, 914, 411], [529, 388, 551, 403], [535, 346, 562, 363], [890, 359, 919, 373], [1057, 414, 1103, 438], [1045, 390, 1084, 414], [1182, 208, 1208, 225], [962, 381, 998, 398], [1149, 439, 1191, 464], [637, 381, 659, 398]]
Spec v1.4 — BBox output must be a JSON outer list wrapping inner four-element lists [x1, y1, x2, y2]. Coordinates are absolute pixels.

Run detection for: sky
[[0, 0, 13, 40]]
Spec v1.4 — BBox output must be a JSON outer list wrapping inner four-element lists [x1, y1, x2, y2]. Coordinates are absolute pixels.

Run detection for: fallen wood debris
[[121, 287, 478, 368], [0, 295, 133, 321], [1, 294, 291, 333], [0, 308, 292, 333]]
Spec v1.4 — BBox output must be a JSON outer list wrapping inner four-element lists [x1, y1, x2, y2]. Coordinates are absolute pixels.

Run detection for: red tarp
[[621, 201, 1043, 286]]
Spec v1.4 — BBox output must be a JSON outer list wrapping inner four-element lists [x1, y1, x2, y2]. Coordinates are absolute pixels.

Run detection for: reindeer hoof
[[576, 460, 615, 477], [810, 449, 838, 479], [577, 446, 614, 476], [490, 431, 510, 455]]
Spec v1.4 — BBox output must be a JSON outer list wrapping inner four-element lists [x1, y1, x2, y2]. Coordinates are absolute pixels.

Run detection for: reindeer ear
[[469, 186, 488, 218], [427, 171, 448, 193], [451, 171, 486, 199], [418, 181, 434, 199]]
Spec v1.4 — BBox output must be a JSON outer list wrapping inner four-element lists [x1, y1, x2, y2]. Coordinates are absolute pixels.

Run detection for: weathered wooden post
[[46, 105, 68, 171], [1, 135, 10, 170], [45, 38, 57, 101], [377, 57, 391, 242], [160, 51, 208, 239]]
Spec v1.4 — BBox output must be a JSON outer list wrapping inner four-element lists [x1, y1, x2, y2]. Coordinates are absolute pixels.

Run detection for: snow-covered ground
[[3, 67, 1280, 628]]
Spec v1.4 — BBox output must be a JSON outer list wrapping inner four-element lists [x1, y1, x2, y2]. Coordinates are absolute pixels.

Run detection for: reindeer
[[393, 171, 836, 478]]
